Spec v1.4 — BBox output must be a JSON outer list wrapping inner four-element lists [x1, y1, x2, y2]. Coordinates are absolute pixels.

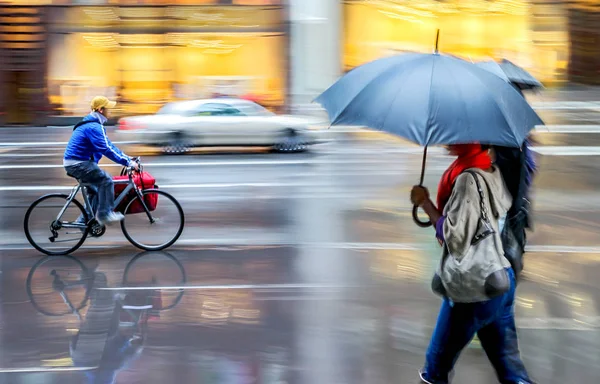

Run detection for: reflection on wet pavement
[[1, 243, 599, 384]]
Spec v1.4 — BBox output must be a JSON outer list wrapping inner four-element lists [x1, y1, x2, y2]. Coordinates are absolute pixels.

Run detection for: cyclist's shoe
[[97, 212, 124, 226], [74, 216, 86, 233]]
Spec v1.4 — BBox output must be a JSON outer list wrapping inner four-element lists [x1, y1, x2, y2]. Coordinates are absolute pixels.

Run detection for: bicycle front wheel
[[24, 194, 89, 255], [122, 251, 186, 311], [121, 189, 185, 251]]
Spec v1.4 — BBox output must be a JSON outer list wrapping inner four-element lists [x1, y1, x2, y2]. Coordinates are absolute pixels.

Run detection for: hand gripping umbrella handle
[[413, 146, 433, 228]]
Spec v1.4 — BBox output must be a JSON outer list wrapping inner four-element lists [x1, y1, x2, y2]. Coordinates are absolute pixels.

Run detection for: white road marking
[[517, 317, 600, 330], [525, 245, 600, 253], [3, 241, 600, 254], [0, 141, 136, 147], [0, 161, 301, 170], [532, 146, 600, 156], [0, 153, 56, 158], [0, 182, 326, 191], [0, 366, 97, 373], [535, 124, 600, 133], [97, 283, 349, 291], [531, 101, 600, 110], [1, 143, 600, 171], [0, 154, 445, 170]]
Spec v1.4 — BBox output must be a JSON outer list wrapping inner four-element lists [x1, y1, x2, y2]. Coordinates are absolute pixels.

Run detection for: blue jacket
[[64, 113, 130, 166]]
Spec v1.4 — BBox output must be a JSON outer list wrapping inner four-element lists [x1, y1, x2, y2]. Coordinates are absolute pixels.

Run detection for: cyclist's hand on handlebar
[[128, 159, 140, 172]]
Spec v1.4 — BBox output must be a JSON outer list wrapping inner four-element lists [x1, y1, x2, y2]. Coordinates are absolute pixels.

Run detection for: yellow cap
[[90, 96, 117, 111]]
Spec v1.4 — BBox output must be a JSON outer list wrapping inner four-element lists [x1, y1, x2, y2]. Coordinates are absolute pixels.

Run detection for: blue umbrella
[[476, 59, 543, 91], [315, 32, 543, 226], [315, 54, 542, 148], [474, 60, 511, 83]]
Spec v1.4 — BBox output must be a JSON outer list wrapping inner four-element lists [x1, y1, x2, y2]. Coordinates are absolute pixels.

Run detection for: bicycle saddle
[[66, 173, 81, 183]]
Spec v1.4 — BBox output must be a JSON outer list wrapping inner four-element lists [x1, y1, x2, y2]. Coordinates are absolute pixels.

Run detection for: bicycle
[[26, 251, 186, 318], [24, 158, 185, 256], [26, 252, 186, 373]]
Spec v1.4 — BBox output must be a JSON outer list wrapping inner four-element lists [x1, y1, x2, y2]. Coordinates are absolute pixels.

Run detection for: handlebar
[[122, 157, 142, 176]]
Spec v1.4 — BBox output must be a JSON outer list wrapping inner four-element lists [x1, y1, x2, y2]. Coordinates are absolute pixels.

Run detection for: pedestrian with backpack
[[410, 143, 535, 384]]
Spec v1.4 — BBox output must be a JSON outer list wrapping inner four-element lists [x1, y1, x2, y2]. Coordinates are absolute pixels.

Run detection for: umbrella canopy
[[316, 52, 543, 148], [474, 60, 511, 83], [476, 59, 543, 91], [499, 59, 543, 90]]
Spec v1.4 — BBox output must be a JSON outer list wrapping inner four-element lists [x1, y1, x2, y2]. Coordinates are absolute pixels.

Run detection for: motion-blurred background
[[0, 0, 598, 124]]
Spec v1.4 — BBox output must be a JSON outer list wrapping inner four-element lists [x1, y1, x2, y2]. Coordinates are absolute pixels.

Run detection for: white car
[[116, 98, 326, 154]]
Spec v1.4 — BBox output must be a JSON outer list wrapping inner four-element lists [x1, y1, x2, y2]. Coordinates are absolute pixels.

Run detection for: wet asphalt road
[[1, 103, 600, 384]]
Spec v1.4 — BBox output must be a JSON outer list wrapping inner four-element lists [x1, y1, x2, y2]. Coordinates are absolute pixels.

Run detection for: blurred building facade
[[0, 0, 599, 125], [0, 0, 287, 125], [342, 0, 570, 83]]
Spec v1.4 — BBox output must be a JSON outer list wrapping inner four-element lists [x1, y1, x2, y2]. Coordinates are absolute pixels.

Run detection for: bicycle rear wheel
[[26, 255, 92, 316], [121, 189, 184, 251], [122, 251, 186, 311], [24, 194, 89, 255]]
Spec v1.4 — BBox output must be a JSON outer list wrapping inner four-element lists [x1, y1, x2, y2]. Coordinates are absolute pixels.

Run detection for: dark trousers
[[65, 161, 114, 220], [422, 268, 532, 384]]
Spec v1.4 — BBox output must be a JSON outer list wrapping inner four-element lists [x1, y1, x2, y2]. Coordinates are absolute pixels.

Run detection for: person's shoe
[[96, 212, 124, 226], [419, 369, 452, 384], [419, 369, 434, 384]]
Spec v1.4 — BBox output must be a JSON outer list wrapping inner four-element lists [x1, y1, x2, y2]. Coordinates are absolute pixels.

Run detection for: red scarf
[[436, 144, 492, 212]]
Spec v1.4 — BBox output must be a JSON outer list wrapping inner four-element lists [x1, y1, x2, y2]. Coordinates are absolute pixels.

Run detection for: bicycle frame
[[53, 272, 150, 334], [55, 283, 150, 336], [52, 272, 88, 323], [55, 171, 154, 229]]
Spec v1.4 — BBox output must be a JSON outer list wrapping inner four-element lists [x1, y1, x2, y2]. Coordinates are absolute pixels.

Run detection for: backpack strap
[[73, 120, 94, 131], [464, 171, 490, 223], [464, 170, 496, 245]]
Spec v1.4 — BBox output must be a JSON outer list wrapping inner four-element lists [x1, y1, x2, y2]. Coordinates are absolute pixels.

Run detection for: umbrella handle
[[412, 146, 433, 228], [412, 205, 432, 228]]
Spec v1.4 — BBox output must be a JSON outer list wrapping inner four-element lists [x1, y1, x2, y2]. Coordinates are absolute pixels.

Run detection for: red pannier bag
[[113, 171, 159, 214]]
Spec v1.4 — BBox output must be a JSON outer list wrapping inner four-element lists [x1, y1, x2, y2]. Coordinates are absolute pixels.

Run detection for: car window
[[201, 103, 243, 116], [235, 102, 274, 117], [192, 104, 220, 116], [158, 101, 269, 117]]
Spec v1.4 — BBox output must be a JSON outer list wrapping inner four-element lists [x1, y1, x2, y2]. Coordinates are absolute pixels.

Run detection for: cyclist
[[64, 96, 138, 226]]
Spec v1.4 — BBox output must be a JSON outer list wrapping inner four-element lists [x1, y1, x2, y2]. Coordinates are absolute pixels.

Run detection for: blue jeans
[[422, 268, 532, 384], [65, 161, 114, 220]]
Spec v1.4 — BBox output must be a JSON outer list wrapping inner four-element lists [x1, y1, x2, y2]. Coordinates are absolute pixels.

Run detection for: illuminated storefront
[[343, 0, 570, 85], [42, 1, 286, 116], [0, 4, 49, 124]]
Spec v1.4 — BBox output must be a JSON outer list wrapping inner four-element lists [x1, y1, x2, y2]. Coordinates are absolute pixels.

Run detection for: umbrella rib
[[424, 55, 438, 146], [380, 56, 432, 136], [450, 62, 474, 144], [467, 66, 520, 146], [445, 59, 475, 144]]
